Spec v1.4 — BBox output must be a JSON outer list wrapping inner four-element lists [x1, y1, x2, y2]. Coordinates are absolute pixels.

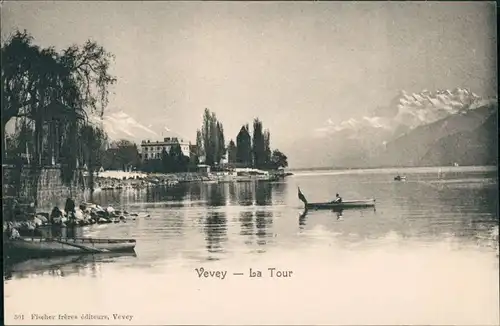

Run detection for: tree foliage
[[102, 139, 140, 171], [227, 139, 237, 163], [236, 124, 252, 166], [80, 125, 107, 194], [263, 130, 271, 167], [1, 30, 116, 202], [270, 149, 288, 169], [142, 144, 191, 173], [252, 118, 267, 168], [197, 108, 225, 166], [233, 118, 285, 170]]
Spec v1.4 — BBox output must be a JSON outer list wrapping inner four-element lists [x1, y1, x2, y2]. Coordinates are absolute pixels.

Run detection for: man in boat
[[333, 193, 342, 203]]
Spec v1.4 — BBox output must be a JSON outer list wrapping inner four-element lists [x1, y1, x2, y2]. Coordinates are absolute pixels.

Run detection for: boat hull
[[6, 237, 136, 258], [305, 199, 376, 210]]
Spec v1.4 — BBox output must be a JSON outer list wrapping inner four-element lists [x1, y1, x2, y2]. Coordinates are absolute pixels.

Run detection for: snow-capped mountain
[[89, 110, 158, 139], [288, 88, 497, 169], [89, 110, 190, 144], [316, 88, 489, 141]]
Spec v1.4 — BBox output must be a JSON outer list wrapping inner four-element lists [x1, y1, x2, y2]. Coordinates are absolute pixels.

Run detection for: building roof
[[141, 130, 191, 145]]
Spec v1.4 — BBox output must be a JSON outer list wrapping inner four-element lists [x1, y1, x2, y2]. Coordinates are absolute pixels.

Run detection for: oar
[[297, 187, 308, 206], [54, 239, 109, 253]]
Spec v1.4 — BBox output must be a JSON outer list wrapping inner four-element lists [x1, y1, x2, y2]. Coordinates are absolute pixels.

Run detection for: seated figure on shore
[[50, 206, 64, 224], [9, 227, 20, 239]]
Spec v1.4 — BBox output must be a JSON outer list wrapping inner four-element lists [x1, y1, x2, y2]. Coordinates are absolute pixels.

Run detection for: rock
[[36, 212, 50, 219], [106, 206, 115, 213], [74, 209, 85, 220], [33, 217, 43, 226], [36, 214, 48, 223]]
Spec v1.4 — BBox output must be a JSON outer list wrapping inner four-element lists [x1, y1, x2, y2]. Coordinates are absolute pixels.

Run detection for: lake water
[[4, 166, 499, 325]]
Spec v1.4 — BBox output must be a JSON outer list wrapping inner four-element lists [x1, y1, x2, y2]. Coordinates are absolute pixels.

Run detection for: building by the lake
[[140, 135, 191, 160]]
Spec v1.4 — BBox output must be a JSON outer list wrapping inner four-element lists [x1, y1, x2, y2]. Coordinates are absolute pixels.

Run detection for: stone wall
[[2, 165, 89, 210]]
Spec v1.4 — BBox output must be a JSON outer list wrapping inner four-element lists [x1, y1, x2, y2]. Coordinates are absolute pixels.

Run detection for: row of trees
[[193, 110, 288, 170], [195, 108, 225, 166], [98, 139, 195, 174], [1, 30, 116, 201], [228, 119, 288, 169]]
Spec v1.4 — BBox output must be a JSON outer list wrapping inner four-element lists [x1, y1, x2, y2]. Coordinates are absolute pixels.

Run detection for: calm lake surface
[[4, 166, 499, 325]]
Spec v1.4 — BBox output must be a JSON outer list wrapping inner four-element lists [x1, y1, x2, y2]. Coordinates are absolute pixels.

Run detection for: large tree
[[263, 129, 271, 168], [104, 139, 140, 171], [252, 118, 265, 168], [227, 139, 237, 164], [195, 129, 204, 161], [198, 108, 225, 166], [80, 125, 107, 196], [270, 149, 288, 169], [1, 30, 115, 202], [216, 121, 226, 164], [236, 124, 252, 166]]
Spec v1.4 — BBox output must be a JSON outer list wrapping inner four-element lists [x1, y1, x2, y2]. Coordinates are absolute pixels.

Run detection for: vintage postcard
[[2, 1, 498, 325]]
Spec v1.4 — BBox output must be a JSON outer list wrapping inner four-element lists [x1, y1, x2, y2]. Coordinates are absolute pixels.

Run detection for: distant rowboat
[[6, 236, 136, 257], [297, 187, 375, 210], [305, 199, 376, 210]]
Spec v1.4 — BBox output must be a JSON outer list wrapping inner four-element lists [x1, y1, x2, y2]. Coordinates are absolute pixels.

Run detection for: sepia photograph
[[2, 1, 498, 325]]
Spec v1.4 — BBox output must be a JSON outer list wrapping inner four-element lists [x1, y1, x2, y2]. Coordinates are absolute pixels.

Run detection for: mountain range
[[89, 88, 497, 169], [89, 110, 188, 144], [287, 88, 498, 169]]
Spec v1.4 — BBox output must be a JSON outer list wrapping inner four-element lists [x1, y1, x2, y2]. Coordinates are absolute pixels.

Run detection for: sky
[[1, 1, 497, 164]]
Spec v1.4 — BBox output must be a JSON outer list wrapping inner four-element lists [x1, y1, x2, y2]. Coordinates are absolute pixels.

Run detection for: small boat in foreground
[[6, 236, 136, 257], [297, 187, 375, 210], [5, 251, 137, 275], [394, 175, 407, 181]]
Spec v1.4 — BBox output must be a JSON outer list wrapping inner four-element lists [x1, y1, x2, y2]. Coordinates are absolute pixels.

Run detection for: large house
[[140, 136, 191, 161]]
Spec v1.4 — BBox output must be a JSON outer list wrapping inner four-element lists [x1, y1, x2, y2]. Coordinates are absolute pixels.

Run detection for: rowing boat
[[298, 187, 375, 210], [305, 199, 376, 210], [6, 236, 136, 257], [5, 252, 137, 276]]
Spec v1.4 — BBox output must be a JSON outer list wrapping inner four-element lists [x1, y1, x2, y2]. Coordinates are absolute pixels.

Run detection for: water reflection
[[255, 182, 273, 206], [205, 183, 226, 206], [146, 185, 189, 203], [299, 208, 308, 228], [236, 183, 254, 206], [204, 211, 227, 256], [298, 208, 344, 229], [255, 210, 273, 247], [4, 252, 137, 280], [239, 211, 254, 245]]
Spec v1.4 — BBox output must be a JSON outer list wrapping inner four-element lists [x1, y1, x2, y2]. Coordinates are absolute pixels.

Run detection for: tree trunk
[[1, 119, 6, 162]]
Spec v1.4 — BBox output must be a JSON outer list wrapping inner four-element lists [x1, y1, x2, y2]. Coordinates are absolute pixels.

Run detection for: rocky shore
[[3, 200, 149, 238]]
